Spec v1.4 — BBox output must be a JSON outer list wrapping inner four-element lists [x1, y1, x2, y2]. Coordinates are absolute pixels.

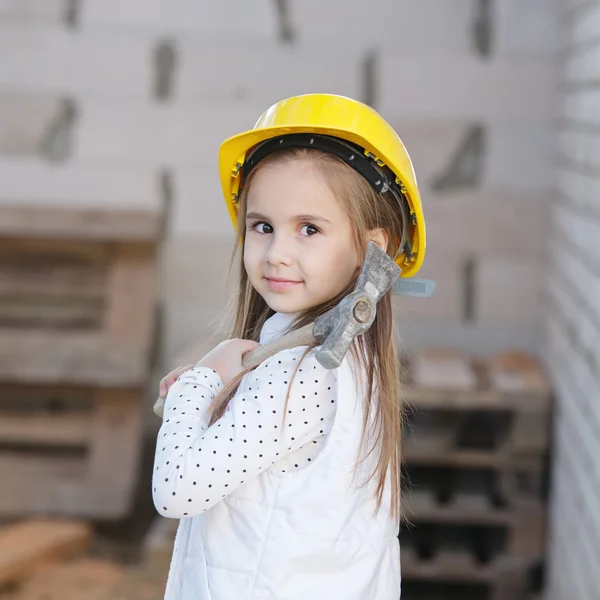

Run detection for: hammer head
[[312, 242, 401, 369]]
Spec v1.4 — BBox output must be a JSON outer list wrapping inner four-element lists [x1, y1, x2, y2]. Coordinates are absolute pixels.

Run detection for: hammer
[[153, 242, 400, 418]]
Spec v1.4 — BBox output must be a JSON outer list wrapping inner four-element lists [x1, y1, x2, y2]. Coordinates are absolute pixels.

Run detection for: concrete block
[[424, 190, 548, 257], [397, 319, 542, 354], [494, 0, 560, 57], [176, 42, 362, 104], [392, 118, 554, 194], [0, 156, 161, 211], [484, 121, 555, 192], [393, 248, 464, 322], [169, 168, 230, 237], [161, 236, 235, 306], [81, 0, 278, 40], [161, 236, 237, 362], [0, 0, 65, 21], [0, 92, 59, 155], [288, 0, 477, 53], [476, 258, 542, 322], [74, 101, 266, 168], [0, 25, 153, 98], [378, 54, 556, 120]]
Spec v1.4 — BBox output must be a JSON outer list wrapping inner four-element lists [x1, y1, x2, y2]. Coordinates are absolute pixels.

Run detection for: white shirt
[[153, 321, 336, 517]]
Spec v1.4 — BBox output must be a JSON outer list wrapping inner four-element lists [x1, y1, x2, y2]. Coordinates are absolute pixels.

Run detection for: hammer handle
[[241, 322, 316, 369]]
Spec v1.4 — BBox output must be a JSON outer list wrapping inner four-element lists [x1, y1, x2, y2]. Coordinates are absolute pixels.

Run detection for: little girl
[[153, 93, 427, 600]]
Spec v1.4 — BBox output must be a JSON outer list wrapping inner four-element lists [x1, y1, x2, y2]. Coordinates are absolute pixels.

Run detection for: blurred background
[[0, 1, 596, 599]]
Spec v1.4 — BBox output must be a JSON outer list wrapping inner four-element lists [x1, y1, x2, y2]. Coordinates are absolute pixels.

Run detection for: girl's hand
[[196, 338, 260, 386], [158, 364, 194, 399]]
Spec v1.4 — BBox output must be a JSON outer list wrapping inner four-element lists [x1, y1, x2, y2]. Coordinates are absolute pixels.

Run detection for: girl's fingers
[[162, 365, 195, 396]]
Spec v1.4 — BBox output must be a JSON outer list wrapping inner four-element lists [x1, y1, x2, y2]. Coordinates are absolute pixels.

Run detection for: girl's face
[[243, 159, 362, 314]]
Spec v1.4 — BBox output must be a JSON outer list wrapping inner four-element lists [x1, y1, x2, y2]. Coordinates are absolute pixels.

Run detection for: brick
[[0, 92, 58, 155], [176, 42, 362, 104], [475, 257, 542, 322], [493, 0, 560, 57], [74, 101, 266, 168], [0, 156, 161, 211], [80, 0, 278, 40], [288, 0, 477, 53], [392, 118, 554, 194], [169, 169, 230, 237], [0, 0, 65, 21], [378, 54, 556, 120], [0, 25, 153, 98]]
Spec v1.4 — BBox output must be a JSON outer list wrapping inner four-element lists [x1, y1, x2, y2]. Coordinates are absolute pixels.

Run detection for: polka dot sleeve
[[152, 348, 337, 519]]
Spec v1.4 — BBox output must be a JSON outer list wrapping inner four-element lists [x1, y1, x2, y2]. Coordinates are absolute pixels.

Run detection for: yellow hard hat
[[218, 93, 426, 278]]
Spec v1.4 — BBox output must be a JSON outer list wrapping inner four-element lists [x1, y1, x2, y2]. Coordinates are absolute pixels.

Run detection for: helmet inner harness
[[234, 133, 416, 265]]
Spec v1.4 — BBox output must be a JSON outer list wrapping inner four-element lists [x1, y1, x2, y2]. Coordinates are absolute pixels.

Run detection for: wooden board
[[0, 240, 159, 387], [0, 519, 92, 585], [402, 349, 552, 412], [0, 386, 144, 519], [403, 489, 546, 557]]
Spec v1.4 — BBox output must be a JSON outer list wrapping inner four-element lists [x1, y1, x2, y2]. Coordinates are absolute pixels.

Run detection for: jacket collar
[[259, 312, 301, 345]]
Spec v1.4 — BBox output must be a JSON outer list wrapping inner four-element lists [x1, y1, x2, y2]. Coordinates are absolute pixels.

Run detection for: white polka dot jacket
[[152, 312, 401, 600]]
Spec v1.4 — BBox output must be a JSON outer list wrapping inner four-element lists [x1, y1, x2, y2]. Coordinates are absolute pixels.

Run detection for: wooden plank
[[0, 331, 149, 387], [0, 298, 102, 329], [0, 519, 92, 585], [2, 558, 126, 600], [0, 264, 105, 299], [103, 253, 157, 347], [0, 205, 163, 242], [401, 548, 489, 582], [0, 412, 92, 446], [0, 157, 164, 241], [409, 349, 479, 390], [85, 390, 144, 513], [0, 454, 86, 515]]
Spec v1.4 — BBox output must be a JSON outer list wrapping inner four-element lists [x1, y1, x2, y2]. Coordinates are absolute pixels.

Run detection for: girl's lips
[[265, 278, 302, 292]]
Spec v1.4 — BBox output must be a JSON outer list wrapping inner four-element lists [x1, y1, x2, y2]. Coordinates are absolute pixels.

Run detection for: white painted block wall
[[0, 0, 561, 361], [544, 1, 600, 598]]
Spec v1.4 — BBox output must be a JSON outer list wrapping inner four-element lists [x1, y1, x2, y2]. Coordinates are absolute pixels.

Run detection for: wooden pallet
[[400, 522, 541, 600], [0, 200, 164, 388], [402, 349, 552, 501], [401, 553, 535, 600], [0, 382, 145, 519], [0, 199, 164, 519], [403, 490, 545, 559]]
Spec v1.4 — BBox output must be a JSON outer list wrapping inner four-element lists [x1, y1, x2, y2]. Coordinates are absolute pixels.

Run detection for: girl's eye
[[300, 224, 320, 236], [250, 221, 273, 234]]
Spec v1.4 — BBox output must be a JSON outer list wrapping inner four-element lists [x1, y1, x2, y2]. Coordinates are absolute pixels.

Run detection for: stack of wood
[[0, 519, 167, 600], [0, 194, 164, 519], [400, 349, 552, 600]]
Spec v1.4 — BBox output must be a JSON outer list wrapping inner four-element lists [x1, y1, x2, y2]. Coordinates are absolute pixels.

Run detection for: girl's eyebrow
[[246, 212, 331, 225]]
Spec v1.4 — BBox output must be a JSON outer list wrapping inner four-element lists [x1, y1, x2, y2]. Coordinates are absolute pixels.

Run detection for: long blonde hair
[[207, 148, 405, 521]]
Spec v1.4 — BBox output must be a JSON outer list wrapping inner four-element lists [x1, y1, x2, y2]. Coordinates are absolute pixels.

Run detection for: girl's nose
[[265, 234, 292, 266]]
